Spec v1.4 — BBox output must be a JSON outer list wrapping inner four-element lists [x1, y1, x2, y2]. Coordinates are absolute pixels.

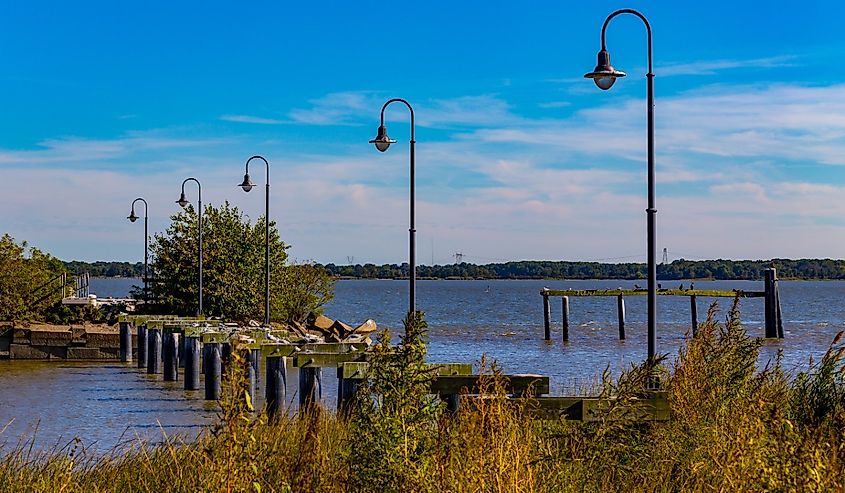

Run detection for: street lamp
[[176, 177, 203, 316], [584, 8, 657, 362], [370, 98, 416, 315], [238, 155, 271, 327], [127, 198, 149, 303]]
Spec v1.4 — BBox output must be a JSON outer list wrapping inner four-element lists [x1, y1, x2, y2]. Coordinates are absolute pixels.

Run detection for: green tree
[[0, 234, 68, 321], [148, 202, 334, 322]]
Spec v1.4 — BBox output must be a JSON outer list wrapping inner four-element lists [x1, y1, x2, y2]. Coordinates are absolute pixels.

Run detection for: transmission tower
[[454, 252, 464, 264]]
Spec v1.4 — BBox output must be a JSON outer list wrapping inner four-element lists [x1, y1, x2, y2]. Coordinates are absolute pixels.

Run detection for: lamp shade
[[176, 193, 189, 208], [369, 125, 396, 152], [239, 173, 255, 192], [584, 49, 626, 90], [127, 210, 139, 222]]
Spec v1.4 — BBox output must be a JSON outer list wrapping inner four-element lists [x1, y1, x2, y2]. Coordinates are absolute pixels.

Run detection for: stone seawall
[[0, 322, 136, 360]]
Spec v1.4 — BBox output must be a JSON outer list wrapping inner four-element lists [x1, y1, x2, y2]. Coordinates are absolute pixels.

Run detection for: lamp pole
[[238, 155, 271, 327], [584, 8, 656, 362], [177, 178, 203, 316], [370, 98, 416, 316], [127, 198, 149, 303]]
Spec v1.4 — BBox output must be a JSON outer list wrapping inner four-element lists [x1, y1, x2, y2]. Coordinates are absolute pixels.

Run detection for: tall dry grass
[[2, 302, 845, 492]]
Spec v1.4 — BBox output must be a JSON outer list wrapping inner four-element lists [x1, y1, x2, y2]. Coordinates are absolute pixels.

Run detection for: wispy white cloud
[[220, 114, 286, 125], [658, 55, 797, 77]]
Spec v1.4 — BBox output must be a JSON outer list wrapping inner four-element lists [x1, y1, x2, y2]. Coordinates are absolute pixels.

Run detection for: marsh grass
[[2, 303, 845, 492]]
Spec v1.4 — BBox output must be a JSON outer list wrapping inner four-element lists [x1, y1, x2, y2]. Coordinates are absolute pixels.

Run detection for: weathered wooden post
[[561, 296, 570, 342], [178, 333, 186, 368], [119, 321, 133, 363], [774, 271, 784, 339], [204, 343, 222, 401], [243, 350, 257, 405], [221, 342, 232, 376], [299, 367, 322, 409], [617, 294, 626, 340], [184, 336, 201, 391], [444, 394, 461, 414], [764, 268, 778, 338], [542, 291, 551, 341], [690, 294, 698, 336], [137, 324, 147, 369], [251, 348, 261, 382], [265, 356, 287, 419], [147, 328, 162, 374], [163, 333, 179, 382]]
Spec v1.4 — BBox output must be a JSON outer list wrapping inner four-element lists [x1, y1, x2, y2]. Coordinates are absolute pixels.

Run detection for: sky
[[1, 0, 844, 265]]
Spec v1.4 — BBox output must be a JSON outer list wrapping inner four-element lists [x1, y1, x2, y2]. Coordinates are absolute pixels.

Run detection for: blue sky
[[1, 0, 844, 264]]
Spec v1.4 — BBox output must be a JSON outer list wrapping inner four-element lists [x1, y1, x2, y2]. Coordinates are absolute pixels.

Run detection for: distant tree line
[[320, 259, 845, 280], [63, 260, 144, 277]]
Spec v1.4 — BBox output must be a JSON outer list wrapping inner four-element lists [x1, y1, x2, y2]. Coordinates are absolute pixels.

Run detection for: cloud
[[658, 55, 797, 77], [220, 114, 286, 125]]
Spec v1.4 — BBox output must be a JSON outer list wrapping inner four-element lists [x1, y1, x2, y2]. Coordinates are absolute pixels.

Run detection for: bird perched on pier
[[633, 284, 641, 290], [689, 282, 695, 290], [658, 283, 662, 289], [679, 283, 684, 290]]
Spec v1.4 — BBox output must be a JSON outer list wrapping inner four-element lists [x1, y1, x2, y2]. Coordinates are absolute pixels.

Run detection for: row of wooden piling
[[541, 267, 785, 341]]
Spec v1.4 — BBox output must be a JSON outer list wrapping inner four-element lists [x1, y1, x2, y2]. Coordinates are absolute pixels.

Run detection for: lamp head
[[127, 210, 139, 222], [176, 193, 189, 208], [369, 125, 396, 152], [584, 49, 626, 90], [238, 173, 255, 192]]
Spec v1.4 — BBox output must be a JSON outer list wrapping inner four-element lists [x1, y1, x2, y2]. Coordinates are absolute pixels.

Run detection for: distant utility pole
[[454, 252, 464, 264], [347, 255, 355, 264], [662, 248, 668, 264]]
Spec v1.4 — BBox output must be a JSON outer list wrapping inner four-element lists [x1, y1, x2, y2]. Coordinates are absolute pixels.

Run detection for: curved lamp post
[[176, 177, 203, 316], [238, 155, 271, 327], [370, 98, 416, 316], [127, 198, 149, 303], [584, 8, 656, 362]]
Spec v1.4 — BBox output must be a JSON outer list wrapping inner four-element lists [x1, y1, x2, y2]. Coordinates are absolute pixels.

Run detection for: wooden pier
[[109, 315, 670, 423], [541, 267, 785, 341]]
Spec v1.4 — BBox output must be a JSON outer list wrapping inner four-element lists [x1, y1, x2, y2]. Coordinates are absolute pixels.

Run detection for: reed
[[2, 303, 845, 492]]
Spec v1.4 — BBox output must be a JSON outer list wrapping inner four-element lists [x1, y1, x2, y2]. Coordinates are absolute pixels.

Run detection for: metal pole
[[598, 9, 656, 362], [198, 192, 203, 316], [265, 177, 270, 326], [144, 213, 148, 303]]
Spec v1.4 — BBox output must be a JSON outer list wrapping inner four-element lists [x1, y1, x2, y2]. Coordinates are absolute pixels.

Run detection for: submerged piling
[[617, 294, 626, 340], [204, 343, 221, 400], [147, 328, 162, 375], [137, 324, 147, 369], [163, 333, 179, 381], [543, 292, 551, 341], [690, 294, 698, 336], [119, 321, 132, 363], [299, 367, 322, 410], [561, 296, 570, 342], [184, 336, 201, 391], [265, 356, 287, 419]]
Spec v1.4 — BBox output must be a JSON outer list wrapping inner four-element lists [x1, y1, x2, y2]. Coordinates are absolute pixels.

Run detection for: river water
[[1, 278, 843, 454]]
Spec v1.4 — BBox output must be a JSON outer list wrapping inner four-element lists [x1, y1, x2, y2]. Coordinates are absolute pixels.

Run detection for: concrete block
[[29, 325, 72, 346], [12, 328, 30, 344], [10, 344, 67, 359], [84, 327, 121, 348], [67, 347, 119, 360]]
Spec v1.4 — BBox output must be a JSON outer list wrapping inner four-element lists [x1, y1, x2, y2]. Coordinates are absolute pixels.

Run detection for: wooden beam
[[293, 352, 370, 368], [542, 288, 764, 298], [429, 375, 549, 396], [338, 362, 473, 380], [506, 392, 669, 422]]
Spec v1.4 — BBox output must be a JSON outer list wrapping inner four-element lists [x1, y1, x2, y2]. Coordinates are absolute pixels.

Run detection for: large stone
[[311, 315, 334, 331], [84, 326, 121, 348], [354, 319, 377, 334], [71, 326, 87, 344], [67, 347, 119, 360], [10, 344, 67, 359], [28, 324, 72, 346], [12, 327, 30, 344]]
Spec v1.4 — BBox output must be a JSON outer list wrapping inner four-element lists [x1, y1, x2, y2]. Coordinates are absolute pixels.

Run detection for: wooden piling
[[184, 336, 201, 391], [163, 333, 179, 382], [690, 294, 698, 336], [299, 367, 322, 409], [246, 356, 257, 406], [221, 342, 232, 375], [136, 324, 147, 369], [265, 356, 287, 419], [251, 348, 261, 382], [543, 292, 551, 341], [561, 296, 570, 342], [119, 322, 132, 363], [617, 294, 626, 340], [147, 328, 162, 374], [177, 333, 185, 368], [204, 343, 221, 401], [764, 268, 778, 338], [337, 374, 359, 415], [775, 277, 784, 339], [444, 394, 461, 414]]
